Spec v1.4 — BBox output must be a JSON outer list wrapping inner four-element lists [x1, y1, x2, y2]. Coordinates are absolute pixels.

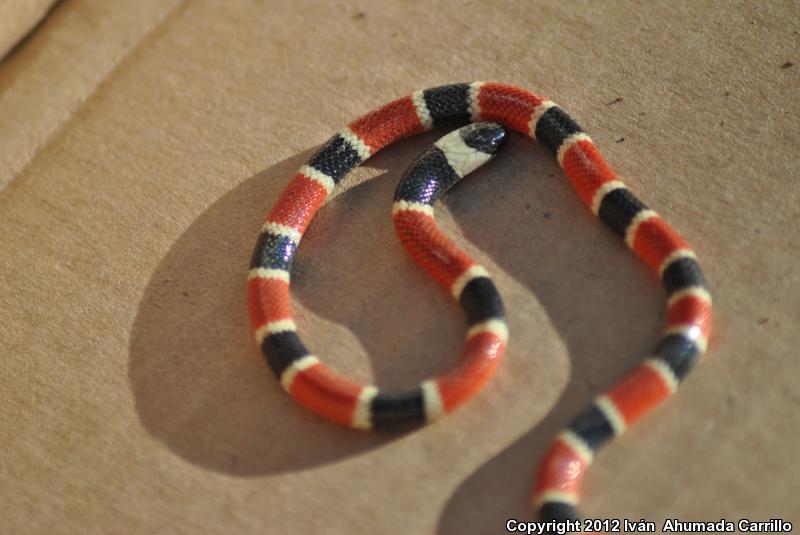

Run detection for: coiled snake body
[[247, 83, 712, 520]]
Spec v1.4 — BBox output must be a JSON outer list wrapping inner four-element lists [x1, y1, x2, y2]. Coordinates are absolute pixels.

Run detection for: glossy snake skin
[[247, 83, 712, 519]]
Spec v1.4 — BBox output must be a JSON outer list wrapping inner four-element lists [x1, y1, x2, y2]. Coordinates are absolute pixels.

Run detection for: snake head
[[459, 122, 508, 155]]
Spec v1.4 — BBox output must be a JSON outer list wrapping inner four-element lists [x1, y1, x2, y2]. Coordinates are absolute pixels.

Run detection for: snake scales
[[247, 82, 712, 520]]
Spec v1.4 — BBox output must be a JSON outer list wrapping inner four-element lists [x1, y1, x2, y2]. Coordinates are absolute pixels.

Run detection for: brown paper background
[[1, 1, 798, 533], [0, 0, 55, 60]]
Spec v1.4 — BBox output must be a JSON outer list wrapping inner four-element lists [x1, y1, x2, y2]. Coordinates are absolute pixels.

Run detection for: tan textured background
[[1, 1, 798, 533], [0, 0, 55, 60]]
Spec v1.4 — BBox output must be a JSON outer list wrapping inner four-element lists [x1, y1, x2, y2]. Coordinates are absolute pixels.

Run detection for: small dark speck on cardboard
[[758, 317, 769, 325], [724, 91, 731, 97], [607, 96, 623, 105], [181, 291, 189, 297], [525, 203, 531, 210], [548, 173, 554, 178], [543, 211, 552, 219], [616, 137, 625, 143], [352, 11, 366, 19], [781, 61, 794, 69]]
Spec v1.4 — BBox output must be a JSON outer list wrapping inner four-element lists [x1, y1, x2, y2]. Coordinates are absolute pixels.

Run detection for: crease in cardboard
[[0, 0, 186, 194]]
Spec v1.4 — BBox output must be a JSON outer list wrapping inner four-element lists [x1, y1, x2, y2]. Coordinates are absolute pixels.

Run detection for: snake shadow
[[128, 132, 469, 476], [127, 129, 661, 504], [433, 134, 663, 533]]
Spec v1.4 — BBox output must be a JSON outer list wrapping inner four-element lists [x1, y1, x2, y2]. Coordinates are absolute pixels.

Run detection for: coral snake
[[247, 82, 712, 520]]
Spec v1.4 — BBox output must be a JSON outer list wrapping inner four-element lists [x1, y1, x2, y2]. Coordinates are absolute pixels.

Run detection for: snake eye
[[459, 122, 508, 155]]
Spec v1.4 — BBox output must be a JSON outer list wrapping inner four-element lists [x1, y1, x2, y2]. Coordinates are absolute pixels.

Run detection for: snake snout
[[458, 122, 508, 155]]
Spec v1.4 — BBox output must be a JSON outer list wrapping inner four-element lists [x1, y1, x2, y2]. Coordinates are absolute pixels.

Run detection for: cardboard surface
[[0, 0, 181, 191], [0, 0, 54, 60], [1, 1, 798, 533]]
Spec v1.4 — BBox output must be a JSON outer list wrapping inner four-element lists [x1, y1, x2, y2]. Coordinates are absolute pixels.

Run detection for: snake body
[[247, 83, 712, 519]]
